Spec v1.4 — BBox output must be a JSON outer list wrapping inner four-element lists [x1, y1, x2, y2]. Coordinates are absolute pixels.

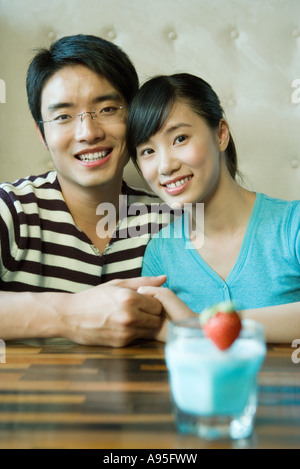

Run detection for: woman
[[126, 73, 300, 343]]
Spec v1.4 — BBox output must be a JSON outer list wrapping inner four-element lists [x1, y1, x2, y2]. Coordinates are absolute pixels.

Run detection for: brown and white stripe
[[0, 171, 170, 292]]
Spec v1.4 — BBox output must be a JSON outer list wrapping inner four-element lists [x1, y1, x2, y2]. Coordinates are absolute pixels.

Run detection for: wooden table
[[0, 339, 299, 449]]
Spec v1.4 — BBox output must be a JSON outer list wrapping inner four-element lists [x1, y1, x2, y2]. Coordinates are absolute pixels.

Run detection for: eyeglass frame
[[38, 105, 127, 127]]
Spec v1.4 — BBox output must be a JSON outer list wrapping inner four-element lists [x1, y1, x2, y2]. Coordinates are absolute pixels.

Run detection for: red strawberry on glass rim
[[200, 301, 242, 351]]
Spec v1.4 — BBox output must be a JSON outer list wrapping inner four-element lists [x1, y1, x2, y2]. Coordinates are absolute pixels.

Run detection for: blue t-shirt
[[142, 193, 300, 312]]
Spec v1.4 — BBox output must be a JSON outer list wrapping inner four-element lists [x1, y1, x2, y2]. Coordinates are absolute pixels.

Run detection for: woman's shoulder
[[257, 193, 300, 237], [258, 192, 300, 214]]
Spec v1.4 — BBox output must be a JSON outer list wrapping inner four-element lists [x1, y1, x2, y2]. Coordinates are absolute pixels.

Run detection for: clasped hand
[[60, 275, 196, 346]]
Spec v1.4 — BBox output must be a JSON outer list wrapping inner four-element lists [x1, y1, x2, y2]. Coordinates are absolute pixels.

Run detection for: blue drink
[[166, 319, 266, 440]]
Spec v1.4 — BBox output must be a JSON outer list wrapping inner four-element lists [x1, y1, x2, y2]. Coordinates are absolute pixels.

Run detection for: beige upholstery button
[[230, 29, 239, 39], [168, 31, 178, 40], [46, 160, 55, 170], [292, 28, 300, 38], [107, 30, 117, 40], [290, 159, 299, 169], [47, 31, 56, 41], [228, 98, 237, 107]]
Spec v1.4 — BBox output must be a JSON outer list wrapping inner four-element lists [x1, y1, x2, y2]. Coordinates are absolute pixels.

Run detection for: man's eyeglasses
[[39, 104, 127, 128]]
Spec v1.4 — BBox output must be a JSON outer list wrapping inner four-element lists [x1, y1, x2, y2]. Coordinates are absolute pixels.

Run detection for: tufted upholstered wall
[[0, 0, 299, 200]]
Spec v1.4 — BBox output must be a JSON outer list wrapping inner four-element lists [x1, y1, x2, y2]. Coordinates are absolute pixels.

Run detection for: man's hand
[[60, 275, 168, 347]]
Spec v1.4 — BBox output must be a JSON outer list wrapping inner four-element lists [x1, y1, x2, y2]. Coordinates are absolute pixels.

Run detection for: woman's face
[[136, 100, 229, 207]]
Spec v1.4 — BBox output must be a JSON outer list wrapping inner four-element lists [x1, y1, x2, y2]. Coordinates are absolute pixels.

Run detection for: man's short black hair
[[26, 34, 139, 139]]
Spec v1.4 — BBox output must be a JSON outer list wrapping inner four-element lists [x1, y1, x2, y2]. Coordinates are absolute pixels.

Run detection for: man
[[0, 34, 169, 347]]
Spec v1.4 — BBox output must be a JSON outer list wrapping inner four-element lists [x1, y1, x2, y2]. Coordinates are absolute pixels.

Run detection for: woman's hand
[[137, 285, 198, 342]]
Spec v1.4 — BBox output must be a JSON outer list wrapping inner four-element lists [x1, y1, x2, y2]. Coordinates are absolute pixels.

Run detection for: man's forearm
[[0, 276, 166, 345], [0, 291, 68, 340]]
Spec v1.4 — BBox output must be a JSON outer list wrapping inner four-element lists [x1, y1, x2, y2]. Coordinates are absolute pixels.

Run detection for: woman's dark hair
[[26, 34, 139, 140], [126, 73, 239, 180]]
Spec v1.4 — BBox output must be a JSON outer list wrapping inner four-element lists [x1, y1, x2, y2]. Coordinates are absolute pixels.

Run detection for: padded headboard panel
[[0, 0, 299, 200]]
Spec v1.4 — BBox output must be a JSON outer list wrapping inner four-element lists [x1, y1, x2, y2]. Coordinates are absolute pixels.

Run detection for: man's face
[[39, 64, 128, 195]]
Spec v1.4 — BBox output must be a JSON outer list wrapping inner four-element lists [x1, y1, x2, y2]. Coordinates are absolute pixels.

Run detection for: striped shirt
[[0, 171, 170, 293]]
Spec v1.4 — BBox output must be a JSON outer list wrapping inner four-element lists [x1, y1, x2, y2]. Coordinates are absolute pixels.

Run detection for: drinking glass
[[165, 318, 266, 440]]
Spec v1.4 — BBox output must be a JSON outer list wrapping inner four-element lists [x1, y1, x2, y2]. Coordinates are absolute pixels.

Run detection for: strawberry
[[200, 301, 242, 350]]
